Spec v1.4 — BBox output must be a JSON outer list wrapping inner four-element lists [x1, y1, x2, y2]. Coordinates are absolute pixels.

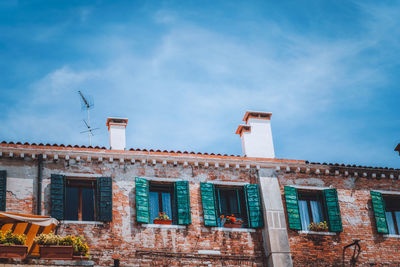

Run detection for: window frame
[[383, 195, 400, 235], [148, 182, 176, 224], [297, 190, 327, 230], [64, 177, 98, 222]]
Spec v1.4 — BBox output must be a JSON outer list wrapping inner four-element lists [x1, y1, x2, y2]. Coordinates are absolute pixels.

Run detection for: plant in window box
[[34, 232, 73, 259], [153, 212, 172, 225], [0, 230, 28, 259], [308, 221, 329, 232], [220, 214, 243, 228], [72, 236, 90, 260]]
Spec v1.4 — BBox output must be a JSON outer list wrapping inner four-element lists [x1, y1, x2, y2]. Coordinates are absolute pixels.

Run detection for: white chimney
[[106, 118, 128, 150], [235, 111, 275, 158]]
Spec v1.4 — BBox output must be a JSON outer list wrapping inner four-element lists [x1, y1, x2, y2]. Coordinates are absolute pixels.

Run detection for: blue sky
[[0, 0, 399, 168]]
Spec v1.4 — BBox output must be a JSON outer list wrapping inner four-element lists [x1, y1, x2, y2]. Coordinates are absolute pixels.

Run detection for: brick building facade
[[0, 112, 399, 266]]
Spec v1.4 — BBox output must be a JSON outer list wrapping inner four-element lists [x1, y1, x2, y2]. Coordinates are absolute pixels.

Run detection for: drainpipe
[[37, 154, 43, 215]]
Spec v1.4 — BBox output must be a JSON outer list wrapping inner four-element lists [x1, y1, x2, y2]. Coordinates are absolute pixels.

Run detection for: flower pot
[[223, 223, 242, 228], [40, 245, 73, 259], [0, 244, 27, 259], [153, 219, 172, 225]]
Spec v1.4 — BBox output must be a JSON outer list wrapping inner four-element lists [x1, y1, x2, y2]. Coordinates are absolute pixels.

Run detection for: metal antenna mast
[[78, 91, 98, 146]]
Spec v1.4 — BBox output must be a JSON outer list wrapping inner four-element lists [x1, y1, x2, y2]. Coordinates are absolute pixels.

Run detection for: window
[[384, 197, 400, 235], [284, 186, 342, 232], [50, 174, 112, 222], [215, 187, 248, 227], [0, 170, 6, 212], [298, 191, 326, 230], [149, 184, 175, 223], [65, 179, 96, 221], [371, 191, 400, 235], [200, 183, 263, 228], [135, 177, 191, 225]]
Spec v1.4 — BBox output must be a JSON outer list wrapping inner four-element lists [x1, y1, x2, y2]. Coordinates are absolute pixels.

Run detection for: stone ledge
[[61, 220, 104, 225], [383, 234, 400, 238], [0, 258, 94, 266], [211, 227, 256, 233], [141, 224, 186, 229], [298, 230, 336, 236]]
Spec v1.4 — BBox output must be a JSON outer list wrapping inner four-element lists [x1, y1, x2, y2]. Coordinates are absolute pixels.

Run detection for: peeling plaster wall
[[279, 171, 400, 266]]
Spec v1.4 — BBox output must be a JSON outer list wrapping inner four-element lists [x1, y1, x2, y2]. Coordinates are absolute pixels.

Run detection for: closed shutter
[[97, 177, 113, 222], [135, 177, 150, 223], [200, 182, 217, 226], [174, 181, 191, 225], [50, 174, 65, 220], [323, 188, 343, 232], [244, 184, 264, 228], [284, 186, 301, 230], [370, 191, 388, 234], [0, 171, 6, 211]]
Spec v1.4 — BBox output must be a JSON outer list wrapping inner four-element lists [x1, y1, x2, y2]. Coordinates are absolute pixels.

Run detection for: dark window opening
[[215, 187, 248, 227], [298, 191, 326, 230], [384, 196, 400, 235], [65, 179, 96, 221], [149, 183, 175, 224]]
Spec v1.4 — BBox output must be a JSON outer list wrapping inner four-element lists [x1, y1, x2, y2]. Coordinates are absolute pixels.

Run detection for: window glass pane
[[219, 190, 229, 215], [82, 187, 95, 221], [228, 191, 239, 215], [310, 200, 324, 223], [65, 187, 78, 220], [386, 211, 396, 234], [298, 200, 310, 230], [219, 189, 239, 216], [149, 192, 159, 223], [395, 211, 400, 235], [161, 192, 172, 219]]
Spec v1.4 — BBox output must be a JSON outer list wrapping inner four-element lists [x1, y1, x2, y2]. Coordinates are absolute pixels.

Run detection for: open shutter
[[0, 171, 6, 211], [323, 188, 342, 232], [50, 174, 65, 220], [244, 184, 263, 228], [174, 181, 191, 225], [97, 177, 113, 222], [200, 183, 217, 226], [370, 191, 388, 234], [284, 186, 301, 230], [135, 177, 149, 223]]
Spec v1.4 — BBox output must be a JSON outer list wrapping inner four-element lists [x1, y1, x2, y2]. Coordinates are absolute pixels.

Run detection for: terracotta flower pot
[[223, 223, 242, 228], [153, 219, 172, 225], [0, 244, 27, 259], [40, 245, 73, 259]]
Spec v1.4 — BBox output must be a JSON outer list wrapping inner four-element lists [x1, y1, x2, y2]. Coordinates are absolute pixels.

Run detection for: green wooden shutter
[[0, 171, 7, 211], [200, 182, 217, 226], [284, 186, 301, 230], [97, 177, 113, 222], [174, 181, 191, 225], [50, 174, 65, 220], [244, 184, 264, 228], [370, 191, 388, 234], [135, 177, 149, 223], [323, 188, 343, 232]]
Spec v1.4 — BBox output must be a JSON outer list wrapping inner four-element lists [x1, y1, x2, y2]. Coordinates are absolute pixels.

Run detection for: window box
[[153, 219, 172, 225], [223, 223, 242, 228], [39, 245, 73, 260], [72, 255, 90, 261], [0, 244, 27, 259]]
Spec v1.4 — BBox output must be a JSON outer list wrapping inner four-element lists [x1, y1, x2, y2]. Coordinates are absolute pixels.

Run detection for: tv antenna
[[78, 90, 98, 146]]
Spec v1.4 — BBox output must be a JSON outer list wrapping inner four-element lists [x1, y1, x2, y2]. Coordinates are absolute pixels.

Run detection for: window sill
[[61, 220, 104, 225], [298, 230, 336, 236], [383, 234, 400, 238], [141, 224, 186, 229], [211, 227, 256, 233]]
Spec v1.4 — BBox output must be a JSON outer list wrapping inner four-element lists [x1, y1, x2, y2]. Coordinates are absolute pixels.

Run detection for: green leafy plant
[[155, 212, 170, 220], [308, 221, 329, 231], [0, 230, 26, 245], [34, 232, 89, 256]]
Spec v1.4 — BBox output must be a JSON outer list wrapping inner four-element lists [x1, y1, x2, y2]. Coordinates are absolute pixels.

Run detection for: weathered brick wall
[[38, 159, 266, 266], [279, 167, 400, 267]]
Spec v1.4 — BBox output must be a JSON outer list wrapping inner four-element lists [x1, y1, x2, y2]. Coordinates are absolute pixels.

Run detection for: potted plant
[[220, 214, 243, 228], [34, 232, 73, 259], [72, 236, 90, 260], [308, 221, 329, 232], [153, 212, 172, 225], [0, 230, 27, 259]]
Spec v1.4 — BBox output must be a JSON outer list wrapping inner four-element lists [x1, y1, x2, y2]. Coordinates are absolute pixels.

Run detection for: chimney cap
[[106, 117, 128, 127], [242, 111, 272, 124], [395, 143, 400, 152], [235, 125, 251, 137]]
